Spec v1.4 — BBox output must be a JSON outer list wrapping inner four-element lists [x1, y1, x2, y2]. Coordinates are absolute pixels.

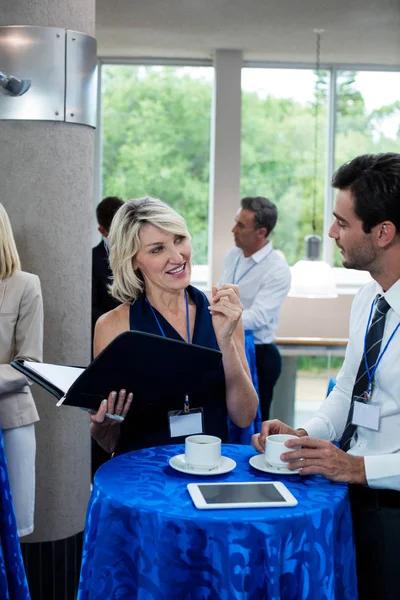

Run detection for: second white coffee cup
[[265, 434, 300, 468], [185, 434, 221, 469]]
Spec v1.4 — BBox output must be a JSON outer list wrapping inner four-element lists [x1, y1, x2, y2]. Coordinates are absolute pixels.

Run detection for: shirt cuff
[[299, 416, 333, 441], [364, 454, 400, 491]]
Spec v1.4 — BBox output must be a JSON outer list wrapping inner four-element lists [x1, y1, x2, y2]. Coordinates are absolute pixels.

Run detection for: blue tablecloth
[[0, 429, 30, 600], [228, 331, 262, 444], [78, 444, 357, 600]]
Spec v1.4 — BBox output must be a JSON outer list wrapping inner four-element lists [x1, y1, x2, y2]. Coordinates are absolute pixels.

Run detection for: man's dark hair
[[332, 153, 400, 233], [96, 196, 124, 231], [241, 196, 278, 237]]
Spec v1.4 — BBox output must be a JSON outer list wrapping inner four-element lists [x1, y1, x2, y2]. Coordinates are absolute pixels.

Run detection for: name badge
[[351, 398, 380, 431], [168, 408, 204, 438]]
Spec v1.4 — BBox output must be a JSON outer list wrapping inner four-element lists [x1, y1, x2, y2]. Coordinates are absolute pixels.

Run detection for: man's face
[[232, 209, 262, 253], [329, 189, 377, 271]]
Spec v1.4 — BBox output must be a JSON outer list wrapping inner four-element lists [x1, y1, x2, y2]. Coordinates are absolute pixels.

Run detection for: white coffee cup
[[264, 434, 300, 468], [185, 434, 221, 469]]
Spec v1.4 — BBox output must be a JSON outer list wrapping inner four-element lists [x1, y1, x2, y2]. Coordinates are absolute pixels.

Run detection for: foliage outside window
[[102, 65, 213, 264], [101, 65, 400, 273], [241, 68, 328, 266], [333, 71, 400, 266]]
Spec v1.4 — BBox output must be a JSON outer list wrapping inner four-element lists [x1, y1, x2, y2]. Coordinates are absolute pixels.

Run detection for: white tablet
[[187, 481, 298, 510]]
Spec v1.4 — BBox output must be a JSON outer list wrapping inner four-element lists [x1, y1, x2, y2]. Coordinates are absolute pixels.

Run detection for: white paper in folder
[[24, 361, 84, 394]]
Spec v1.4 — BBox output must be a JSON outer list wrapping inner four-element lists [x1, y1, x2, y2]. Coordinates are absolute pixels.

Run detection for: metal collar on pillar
[[0, 25, 97, 127]]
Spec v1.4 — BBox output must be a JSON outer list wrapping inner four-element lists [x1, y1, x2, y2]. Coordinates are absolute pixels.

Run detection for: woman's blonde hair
[[109, 196, 191, 303], [0, 203, 21, 279]]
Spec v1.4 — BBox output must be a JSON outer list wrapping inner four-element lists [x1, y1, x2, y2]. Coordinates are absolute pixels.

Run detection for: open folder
[[11, 331, 223, 413]]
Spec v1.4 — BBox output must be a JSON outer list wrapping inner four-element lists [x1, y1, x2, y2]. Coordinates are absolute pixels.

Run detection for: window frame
[[97, 58, 400, 293]]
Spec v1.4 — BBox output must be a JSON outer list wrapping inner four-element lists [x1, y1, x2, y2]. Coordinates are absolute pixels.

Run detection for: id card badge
[[168, 407, 204, 438], [351, 397, 380, 431]]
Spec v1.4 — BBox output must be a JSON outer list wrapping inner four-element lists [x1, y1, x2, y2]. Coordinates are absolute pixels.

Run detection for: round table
[[78, 444, 357, 600]]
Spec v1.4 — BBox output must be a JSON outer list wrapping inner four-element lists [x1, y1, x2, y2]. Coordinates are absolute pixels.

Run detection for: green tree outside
[[101, 66, 400, 266]]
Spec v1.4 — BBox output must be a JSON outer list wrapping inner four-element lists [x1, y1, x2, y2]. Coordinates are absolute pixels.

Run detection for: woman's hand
[[91, 389, 133, 426], [90, 389, 133, 454], [208, 285, 243, 350]]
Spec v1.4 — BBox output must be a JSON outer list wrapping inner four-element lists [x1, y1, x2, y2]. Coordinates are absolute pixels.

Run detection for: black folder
[[11, 330, 223, 413]]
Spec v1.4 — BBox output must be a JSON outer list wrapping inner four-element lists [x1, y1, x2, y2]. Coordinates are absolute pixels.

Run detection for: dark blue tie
[[340, 295, 391, 452]]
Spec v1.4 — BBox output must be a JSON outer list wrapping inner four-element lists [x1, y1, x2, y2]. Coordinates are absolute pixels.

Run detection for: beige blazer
[[0, 270, 43, 429]]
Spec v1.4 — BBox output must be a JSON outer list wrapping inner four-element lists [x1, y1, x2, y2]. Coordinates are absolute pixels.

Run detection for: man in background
[[92, 196, 124, 335], [91, 196, 123, 478], [219, 196, 291, 421]]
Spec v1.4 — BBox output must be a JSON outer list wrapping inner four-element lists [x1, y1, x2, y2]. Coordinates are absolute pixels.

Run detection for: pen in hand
[[80, 407, 125, 422]]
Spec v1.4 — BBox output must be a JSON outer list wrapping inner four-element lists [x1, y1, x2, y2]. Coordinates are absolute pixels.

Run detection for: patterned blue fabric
[[78, 444, 357, 600], [0, 429, 30, 600], [228, 330, 262, 444]]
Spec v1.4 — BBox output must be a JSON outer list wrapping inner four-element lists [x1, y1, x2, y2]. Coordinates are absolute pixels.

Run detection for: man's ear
[[377, 221, 396, 247], [257, 227, 268, 239], [98, 225, 108, 238]]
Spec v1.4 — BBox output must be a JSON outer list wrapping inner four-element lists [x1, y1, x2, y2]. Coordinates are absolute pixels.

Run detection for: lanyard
[[232, 245, 273, 285], [146, 290, 191, 412], [145, 289, 191, 342], [363, 297, 400, 396]]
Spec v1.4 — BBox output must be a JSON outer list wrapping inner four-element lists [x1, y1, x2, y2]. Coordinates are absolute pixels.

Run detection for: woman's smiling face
[[133, 223, 192, 294]]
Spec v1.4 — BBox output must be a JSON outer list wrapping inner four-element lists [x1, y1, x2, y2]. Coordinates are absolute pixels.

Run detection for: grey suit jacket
[[0, 270, 43, 429]]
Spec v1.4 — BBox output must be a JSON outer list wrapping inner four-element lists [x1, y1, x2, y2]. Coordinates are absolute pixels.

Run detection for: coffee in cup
[[185, 434, 221, 469]]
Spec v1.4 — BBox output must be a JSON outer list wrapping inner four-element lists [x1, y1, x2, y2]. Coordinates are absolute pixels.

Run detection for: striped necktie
[[340, 295, 391, 452]]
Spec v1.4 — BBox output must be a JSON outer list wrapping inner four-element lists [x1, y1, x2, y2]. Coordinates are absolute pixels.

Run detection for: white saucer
[[249, 454, 300, 475], [169, 454, 236, 476]]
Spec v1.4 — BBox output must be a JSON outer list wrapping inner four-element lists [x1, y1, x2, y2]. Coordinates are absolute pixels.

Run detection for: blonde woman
[[0, 204, 43, 537], [91, 197, 258, 456]]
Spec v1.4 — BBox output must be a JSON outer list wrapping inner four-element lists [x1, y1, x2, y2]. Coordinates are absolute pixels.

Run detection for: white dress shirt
[[302, 278, 400, 491], [219, 243, 291, 344]]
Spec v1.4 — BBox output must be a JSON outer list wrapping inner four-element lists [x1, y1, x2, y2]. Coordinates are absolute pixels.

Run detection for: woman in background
[[90, 196, 258, 455], [0, 203, 43, 537]]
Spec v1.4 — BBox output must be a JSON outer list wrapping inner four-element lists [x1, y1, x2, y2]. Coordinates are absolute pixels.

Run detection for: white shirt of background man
[[219, 243, 291, 345]]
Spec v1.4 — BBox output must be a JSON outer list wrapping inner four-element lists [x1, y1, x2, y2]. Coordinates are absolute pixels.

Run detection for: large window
[[241, 68, 328, 266], [336, 71, 400, 166], [100, 63, 400, 276], [334, 71, 400, 265], [101, 65, 213, 264]]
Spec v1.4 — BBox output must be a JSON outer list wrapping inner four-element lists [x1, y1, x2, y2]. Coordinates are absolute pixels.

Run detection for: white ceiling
[[96, 0, 400, 66]]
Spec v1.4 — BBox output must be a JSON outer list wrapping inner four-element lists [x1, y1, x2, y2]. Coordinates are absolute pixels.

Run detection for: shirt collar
[[246, 241, 274, 263], [380, 279, 400, 318]]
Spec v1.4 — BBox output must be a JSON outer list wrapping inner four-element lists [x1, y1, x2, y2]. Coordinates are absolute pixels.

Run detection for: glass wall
[[241, 68, 328, 266], [336, 70, 400, 166], [101, 65, 213, 264], [334, 70, 400, 265], [100, 63, 400, 271]]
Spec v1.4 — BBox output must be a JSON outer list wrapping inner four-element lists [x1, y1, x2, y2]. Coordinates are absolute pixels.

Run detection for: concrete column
[[270, 357, 297, 427], [208, 50, 242, 286], [1, 0, 95, 543]]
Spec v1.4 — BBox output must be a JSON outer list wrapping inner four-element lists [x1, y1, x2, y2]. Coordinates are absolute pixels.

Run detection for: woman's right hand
[[251, 419, 301, 453], [90, 389, 133, 427]]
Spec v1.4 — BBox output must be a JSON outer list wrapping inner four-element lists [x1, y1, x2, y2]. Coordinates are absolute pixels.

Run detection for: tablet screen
[[197, 482, 286, 504]]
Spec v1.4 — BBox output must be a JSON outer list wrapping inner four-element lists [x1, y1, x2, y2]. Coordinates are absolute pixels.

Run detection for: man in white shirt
[[252, 153, 400, 600], [219, 196, 291, 421]]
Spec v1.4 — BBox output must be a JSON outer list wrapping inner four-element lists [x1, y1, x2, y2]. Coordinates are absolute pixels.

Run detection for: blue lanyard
[[145, 289, 191, 343], [363, 297, 400, 395], [232, 245, 273, 285]]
